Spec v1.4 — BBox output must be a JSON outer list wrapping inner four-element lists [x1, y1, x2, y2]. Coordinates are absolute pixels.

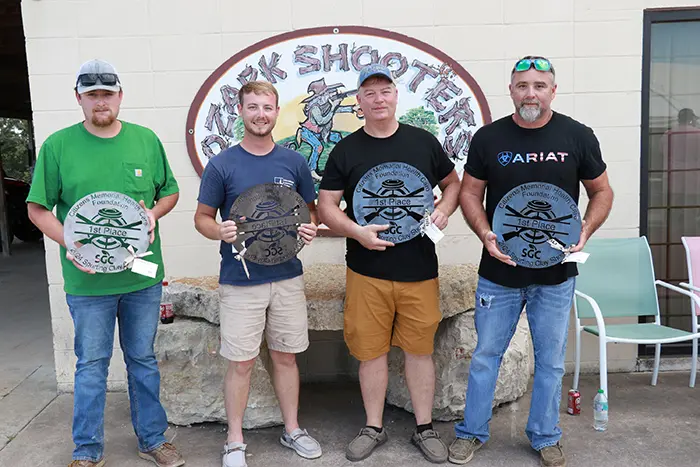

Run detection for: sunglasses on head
[[513, 57, 553, 73], [76, 73, 120, 87]]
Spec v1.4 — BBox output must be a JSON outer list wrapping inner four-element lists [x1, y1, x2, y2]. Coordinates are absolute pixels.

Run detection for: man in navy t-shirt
[[194, 81, 321, 467]]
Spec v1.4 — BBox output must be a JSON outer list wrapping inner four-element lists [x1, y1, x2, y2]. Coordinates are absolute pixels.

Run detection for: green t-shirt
[[27, 121, 179, 296]]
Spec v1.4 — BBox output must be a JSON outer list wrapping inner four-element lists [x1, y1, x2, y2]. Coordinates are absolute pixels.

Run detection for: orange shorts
[[343, 268, 441, 361]]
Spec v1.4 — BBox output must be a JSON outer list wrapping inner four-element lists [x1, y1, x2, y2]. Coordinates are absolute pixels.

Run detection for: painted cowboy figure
[[287, 77, 360, 180]]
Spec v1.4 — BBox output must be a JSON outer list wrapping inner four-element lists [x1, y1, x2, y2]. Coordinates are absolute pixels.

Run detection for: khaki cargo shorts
[[218, 275, 309, 361], [343, 268, 441, 362]]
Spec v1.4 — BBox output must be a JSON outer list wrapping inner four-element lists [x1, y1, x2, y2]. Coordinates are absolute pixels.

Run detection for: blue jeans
[[66, 283, 168, 462], [454, 276, 574, 451]]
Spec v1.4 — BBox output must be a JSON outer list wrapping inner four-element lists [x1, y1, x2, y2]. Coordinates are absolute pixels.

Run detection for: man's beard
[[244, 119, 273, 137], [91, 109, 117, 128], [518, 101, 542, 123]]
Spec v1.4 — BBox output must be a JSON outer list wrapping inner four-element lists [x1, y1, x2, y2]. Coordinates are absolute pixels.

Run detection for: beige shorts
[[218, 275, 309, 361]]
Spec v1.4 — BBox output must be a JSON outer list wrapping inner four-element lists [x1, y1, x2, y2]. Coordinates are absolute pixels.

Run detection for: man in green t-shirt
[[26, 59, 185, 467]]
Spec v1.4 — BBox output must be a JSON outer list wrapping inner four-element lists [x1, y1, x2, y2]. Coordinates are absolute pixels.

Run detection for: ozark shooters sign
[[353, 162, 434, 244], [186, 26, 491, 183], [64, 192, 150, 273], [492, 183, 582, 269]]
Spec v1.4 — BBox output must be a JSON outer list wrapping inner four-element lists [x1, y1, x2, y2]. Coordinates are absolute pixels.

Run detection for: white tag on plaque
[[131, 258, 159, 278], [562, 251, 590, 264], [424, 223, 444, 244]]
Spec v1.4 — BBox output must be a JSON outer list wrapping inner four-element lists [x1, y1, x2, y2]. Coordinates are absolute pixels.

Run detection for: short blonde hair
[[239, 81, 279, 106]]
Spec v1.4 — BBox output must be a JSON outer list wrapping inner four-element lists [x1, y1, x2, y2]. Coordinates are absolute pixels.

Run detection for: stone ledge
[[156, 262, 533, 428], [165, 263, 480, 329]]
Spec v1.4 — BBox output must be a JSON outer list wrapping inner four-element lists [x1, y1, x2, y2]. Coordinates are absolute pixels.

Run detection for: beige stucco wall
[[20, 0, 698, 391]]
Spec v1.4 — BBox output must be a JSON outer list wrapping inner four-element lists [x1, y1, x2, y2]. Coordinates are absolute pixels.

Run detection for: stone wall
[[155, 263, 532, 427]]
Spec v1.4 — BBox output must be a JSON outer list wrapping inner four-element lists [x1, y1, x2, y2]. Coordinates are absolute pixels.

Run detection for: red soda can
[[567, 389, 581, 415], [160, 281, 174, 324]]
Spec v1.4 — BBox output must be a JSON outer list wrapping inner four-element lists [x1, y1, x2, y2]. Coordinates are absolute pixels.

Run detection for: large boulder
[[154, 319, 281, 428], [386, 312, 531, 420], [156, 263, 531, 428]]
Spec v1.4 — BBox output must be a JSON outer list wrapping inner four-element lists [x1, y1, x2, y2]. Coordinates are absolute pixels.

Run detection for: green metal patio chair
[[572, 236, 700, 399]]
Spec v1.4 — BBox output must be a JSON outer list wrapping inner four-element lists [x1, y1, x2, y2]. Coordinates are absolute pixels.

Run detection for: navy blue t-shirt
[[197, 144, 317, 286]]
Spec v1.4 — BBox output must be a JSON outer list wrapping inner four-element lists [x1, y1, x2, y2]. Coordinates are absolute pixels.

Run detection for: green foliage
[[234, 116, 245, 141], [398, 107, 439, 136], [0, 118, 32, 183]]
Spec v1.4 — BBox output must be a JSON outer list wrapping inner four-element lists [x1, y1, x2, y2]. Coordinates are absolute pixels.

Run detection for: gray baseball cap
[[357, 63, 394, 88], [75, 59, 122, 94]]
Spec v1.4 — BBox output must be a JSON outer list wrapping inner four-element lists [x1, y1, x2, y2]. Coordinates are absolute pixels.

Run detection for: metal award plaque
[[352, 162, 434, 244], [63, 192, 150, 273], [492, 182, 582, 269], [229, 183, 311, 266]]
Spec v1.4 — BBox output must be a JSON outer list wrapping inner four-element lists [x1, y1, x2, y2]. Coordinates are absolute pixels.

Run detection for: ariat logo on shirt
[[497, 151, 568, 167], [134, 169, 143, 177]]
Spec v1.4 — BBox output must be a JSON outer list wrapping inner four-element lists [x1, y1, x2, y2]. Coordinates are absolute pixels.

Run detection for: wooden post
[[0, 157, 11, 256]]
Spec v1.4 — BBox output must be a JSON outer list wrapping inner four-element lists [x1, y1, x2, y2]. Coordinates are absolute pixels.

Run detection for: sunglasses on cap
[[76, 73, 120, 87], [512, 57, 553, 73]]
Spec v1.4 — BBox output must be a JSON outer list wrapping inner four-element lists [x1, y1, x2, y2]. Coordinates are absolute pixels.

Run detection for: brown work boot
[[346, 427, 388, 461], [68, 460, 105, 467], [138, 442, 185, 467], [448, 437, 482, 464], [538, 442, 566, 467], [411, 429, 448, 463]]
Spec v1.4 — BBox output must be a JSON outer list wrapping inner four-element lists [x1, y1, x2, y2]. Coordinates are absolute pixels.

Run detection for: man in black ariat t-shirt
[[318, 64, 461, 464], [448, 57, 614, 467]]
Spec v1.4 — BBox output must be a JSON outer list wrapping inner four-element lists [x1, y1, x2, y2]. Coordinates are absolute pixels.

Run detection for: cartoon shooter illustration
[[285, 78, 362, 181]]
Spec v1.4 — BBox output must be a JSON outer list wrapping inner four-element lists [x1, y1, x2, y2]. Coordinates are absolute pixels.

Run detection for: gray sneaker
[[538, 442, 566, 467], [448, 437, 482, 464], [346, 427, 388, 462], [222, 442, 247, 467], [412, 429, 448, 463], [280, 428, 322, 459]]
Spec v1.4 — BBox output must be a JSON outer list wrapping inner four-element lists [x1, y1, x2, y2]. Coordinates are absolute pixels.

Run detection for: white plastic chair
[[572, 236, 700, 399]]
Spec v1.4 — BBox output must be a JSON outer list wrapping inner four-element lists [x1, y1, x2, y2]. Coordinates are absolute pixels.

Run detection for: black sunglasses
[[76, 73, 120, 87]]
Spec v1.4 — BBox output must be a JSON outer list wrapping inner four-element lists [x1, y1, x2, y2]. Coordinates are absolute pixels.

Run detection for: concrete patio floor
[[0, 370, 698, 466], [1, 241, 699, 466]]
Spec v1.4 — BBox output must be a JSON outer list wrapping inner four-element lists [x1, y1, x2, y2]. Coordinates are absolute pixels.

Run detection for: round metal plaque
[[493, 182, 582, 268], [63, 191, 150, 273], [229, 183, 311, 266], [352, 162, 434, 244]]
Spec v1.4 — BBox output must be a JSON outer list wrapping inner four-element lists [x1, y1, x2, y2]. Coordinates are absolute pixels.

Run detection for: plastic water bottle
[[593, 389, 608, 431]]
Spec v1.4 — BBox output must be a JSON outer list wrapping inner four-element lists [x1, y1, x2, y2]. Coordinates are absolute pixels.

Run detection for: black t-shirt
[[320, 123, 455, 281], [465, 112, 607, 288]]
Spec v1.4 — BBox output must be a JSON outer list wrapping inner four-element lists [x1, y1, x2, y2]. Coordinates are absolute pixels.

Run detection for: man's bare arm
[[317, 189, 394, 251], [194, 203, 225, 242], [27, 202, 66, 247], [151, 193, 179, 221], [458, 174, 490, 242], [458, 173, 515, 266], [307, 201, 319, 226], [436, 170, 461, 215], [318, 189, 363, 238], [571, 171, 614, 252], [27, 202, 95, 273]]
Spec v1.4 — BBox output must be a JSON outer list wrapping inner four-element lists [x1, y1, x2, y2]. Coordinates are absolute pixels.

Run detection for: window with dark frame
[[641, 8, 700, 356]]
